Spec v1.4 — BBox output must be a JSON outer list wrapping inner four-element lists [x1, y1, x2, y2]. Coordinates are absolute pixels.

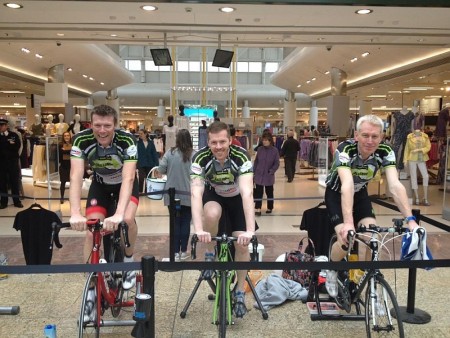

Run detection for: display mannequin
[[434, 104, 450, 139], [68, 113, 83, 135], [45, 114, 55, 136], [163, 115, 178, 150], [30, 114, 44, 136], [175, 104, 190, 131], [55, 113, 69, 135], [403, 130, 431, 205], [412, 106, 424, 131], [391, 106, 414, 170]]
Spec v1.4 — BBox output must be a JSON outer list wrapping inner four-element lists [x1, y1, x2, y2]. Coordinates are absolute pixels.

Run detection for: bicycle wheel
[[365, 275, 404, 338], [78, 272, 100, 338], [218, 271, 228, 338]]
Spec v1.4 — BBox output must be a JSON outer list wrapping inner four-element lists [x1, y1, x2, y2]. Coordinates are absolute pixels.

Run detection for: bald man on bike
[[324, 114, 419, 297]]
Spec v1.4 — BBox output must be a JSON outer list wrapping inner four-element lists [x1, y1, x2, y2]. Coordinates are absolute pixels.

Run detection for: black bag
[[282, 237, 316, 287]]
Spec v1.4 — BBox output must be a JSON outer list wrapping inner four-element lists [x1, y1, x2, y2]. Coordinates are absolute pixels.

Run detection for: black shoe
[[0, 205, 7, 209], [266, 209, 272, 214], [14, 202, 23, 208]]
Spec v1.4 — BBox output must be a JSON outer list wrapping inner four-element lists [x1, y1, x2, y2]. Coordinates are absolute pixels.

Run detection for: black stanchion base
[[394, 307, 431, 324]]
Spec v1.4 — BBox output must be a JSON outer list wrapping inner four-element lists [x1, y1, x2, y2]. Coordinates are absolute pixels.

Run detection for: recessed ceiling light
[[82, 74, 88, 78], [67, 67, 73, 71], [140, 5, 157, 11], [312, 77, 316, 81], [35, 53, 43, 59], [361, 52, 370, 57], [89, 77, 94, 81], [324, 71, 330, 75], [21, 47, 30, 53], [4, 3, 23, 9], [110, 34, 118, 37], [306, 80, 311, 84], [297, 84, 302, 88], [100, 82, 105, 86], [351, 57, 358, 62], [355, 9, 373, 15], [219, 7, 235, 13]]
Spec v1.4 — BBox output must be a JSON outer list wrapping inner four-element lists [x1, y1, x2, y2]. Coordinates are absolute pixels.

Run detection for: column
[[327, 67, 350, 137], [25, 95, 37, 129], [309, 100, 318, 128], [242, 100, 250, 118], [283, 90, 296, 132], [157, 99, 165, 118], [45, 64, 68, 104], [359, 99, 372, 117], [106, 89, 120, 122]]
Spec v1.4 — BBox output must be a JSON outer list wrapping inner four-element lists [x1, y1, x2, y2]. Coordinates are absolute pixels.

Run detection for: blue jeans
[[169, 205, 192, 253]]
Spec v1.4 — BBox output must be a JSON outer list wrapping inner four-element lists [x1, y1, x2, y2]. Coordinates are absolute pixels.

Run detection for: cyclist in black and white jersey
[[191, 121, 255, 317], [324, 114, 419, 297], [69, 104, 139, 290]]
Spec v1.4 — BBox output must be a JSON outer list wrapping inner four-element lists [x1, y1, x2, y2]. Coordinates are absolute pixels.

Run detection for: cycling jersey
[[190, 145, 253, 197], [71, 129, 138, 185], [326, 140, 396, 193]]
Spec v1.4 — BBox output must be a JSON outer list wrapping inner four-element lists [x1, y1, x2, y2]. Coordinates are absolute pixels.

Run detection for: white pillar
[[106, 89, 120, 123], [309, 100, 318, 128], [157, 99, 165, 118], [283, 91, 296, 131], [359, 100, 372, 117], [327, 68, 350, 137], [242, 100, 250, 118], [45, 64, 68, 104]]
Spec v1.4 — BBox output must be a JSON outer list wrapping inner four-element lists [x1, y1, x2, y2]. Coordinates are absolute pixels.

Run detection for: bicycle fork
[[368, 276, 392, 328]]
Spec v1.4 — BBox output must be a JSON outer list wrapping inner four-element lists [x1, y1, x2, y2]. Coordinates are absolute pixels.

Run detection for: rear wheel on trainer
[[365, 275, 404, 338], [78, 272, 100, 338]]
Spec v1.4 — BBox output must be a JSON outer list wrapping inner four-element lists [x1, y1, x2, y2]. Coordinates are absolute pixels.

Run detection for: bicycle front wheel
[[78, 272, 100, 338], [218, 271, 228, 338], [365, 275, 404, 338]]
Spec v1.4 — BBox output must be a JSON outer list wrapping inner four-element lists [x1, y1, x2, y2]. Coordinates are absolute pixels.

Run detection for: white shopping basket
[[146, 167, 166, 200]]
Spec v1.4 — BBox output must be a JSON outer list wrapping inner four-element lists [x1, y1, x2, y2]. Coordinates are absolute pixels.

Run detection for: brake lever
[[191, 234, 198, 260], [120, 222, 130, 248]]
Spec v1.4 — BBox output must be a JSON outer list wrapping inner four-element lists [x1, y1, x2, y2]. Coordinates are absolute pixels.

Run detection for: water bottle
[[44, 324, 57, 338]]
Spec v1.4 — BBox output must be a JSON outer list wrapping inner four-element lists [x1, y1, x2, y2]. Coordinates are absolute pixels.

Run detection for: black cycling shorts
[[86, 179, 139, 218], [324, 186, 375, 230], [202, 186, 249, 234]]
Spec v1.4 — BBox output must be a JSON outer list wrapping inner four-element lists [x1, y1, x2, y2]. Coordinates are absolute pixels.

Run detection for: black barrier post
[[132, 255, 155, 338], [168, 187, 176, 263], [395, 208, 431, 324]]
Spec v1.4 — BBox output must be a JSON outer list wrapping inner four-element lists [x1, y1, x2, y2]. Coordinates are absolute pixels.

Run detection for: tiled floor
[[1, 164, 450, 337]]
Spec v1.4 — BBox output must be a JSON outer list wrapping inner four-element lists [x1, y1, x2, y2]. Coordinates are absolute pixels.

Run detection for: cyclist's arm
[[191, 176, 206, 234], [114, 161, 137, 219], [385, 166, 419, 230], [239, 173, 256, 234], [69, 158, 86, 230], [337, 167, 355, 244]]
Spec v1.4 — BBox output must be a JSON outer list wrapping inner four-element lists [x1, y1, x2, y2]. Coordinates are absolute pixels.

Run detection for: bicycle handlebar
[[49, 219, 130, 250], [190, 233, 259, 262]]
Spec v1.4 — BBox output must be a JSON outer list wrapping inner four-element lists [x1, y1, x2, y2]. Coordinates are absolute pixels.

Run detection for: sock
[[124, 255, 134, 263]]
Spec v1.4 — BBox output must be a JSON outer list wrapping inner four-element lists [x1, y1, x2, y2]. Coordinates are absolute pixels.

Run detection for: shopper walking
[[59, 131, 72, 204], [253, 132, 279, 215], [137, 129, 159, 194], [157, 129, 193, 261], [280, 129, 300, 182]]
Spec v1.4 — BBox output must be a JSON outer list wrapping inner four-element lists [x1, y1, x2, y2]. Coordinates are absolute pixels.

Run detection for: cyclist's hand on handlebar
[[237, 231, 254, 246], [338, 223, 355, 246], [195, 230, 211, 243], [103, 214, 123, 231], [70, 214, 87, 231], [407, 220, 419, 232]]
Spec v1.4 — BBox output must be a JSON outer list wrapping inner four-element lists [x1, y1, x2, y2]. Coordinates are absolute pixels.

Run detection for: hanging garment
[[391, 111, 414, 170], [13, 205, 61, 264], [300, 203, 334, 256]]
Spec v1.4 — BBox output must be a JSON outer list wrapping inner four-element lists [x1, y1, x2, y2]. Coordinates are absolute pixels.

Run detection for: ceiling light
[[67, 67, 73, 71], [297, 85, 302, 88], [351, 57, 358, 62], [4, 3, 23, 9], [140, 5, 157, 11], [89, 77, 94, 81], [0, 90, 24, 94], [312, 77, 316, 81], [21, 47, 30, 53], [388, 91, 402, 94], [35, 53, 43, 59], [219, 7, 235, 13], [403, 86, 434, 91], [100, 82, 105, 85], [361, 52, 370, 57], [355, 9, 373, 15], [306, 80, 311, 84], [82, 74, 88, 78], [56, 33, 65, 37], [110, 34, 118, 37], [324, 71, 330, 75], [366, 95, 386, 98]]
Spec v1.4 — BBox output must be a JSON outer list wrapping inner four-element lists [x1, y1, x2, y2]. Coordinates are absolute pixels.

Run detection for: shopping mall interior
[[1, 1, 450, 337]]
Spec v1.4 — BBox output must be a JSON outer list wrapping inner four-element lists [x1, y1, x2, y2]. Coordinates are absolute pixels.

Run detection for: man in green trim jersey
[[69, 105, 139, 290], [190, 121, 255, 317], [324, 114, 419, 298]]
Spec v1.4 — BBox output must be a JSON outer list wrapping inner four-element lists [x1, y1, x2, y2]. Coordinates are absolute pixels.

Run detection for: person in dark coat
[[254, 132, 279, 215], [280, 129, 300, 183], [59, 131, 72, 204], [0, 118, 23, 208], [137, 129, 159, 193]]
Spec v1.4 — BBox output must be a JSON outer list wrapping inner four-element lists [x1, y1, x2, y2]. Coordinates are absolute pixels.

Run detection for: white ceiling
[[0, 0, 449, 117]]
